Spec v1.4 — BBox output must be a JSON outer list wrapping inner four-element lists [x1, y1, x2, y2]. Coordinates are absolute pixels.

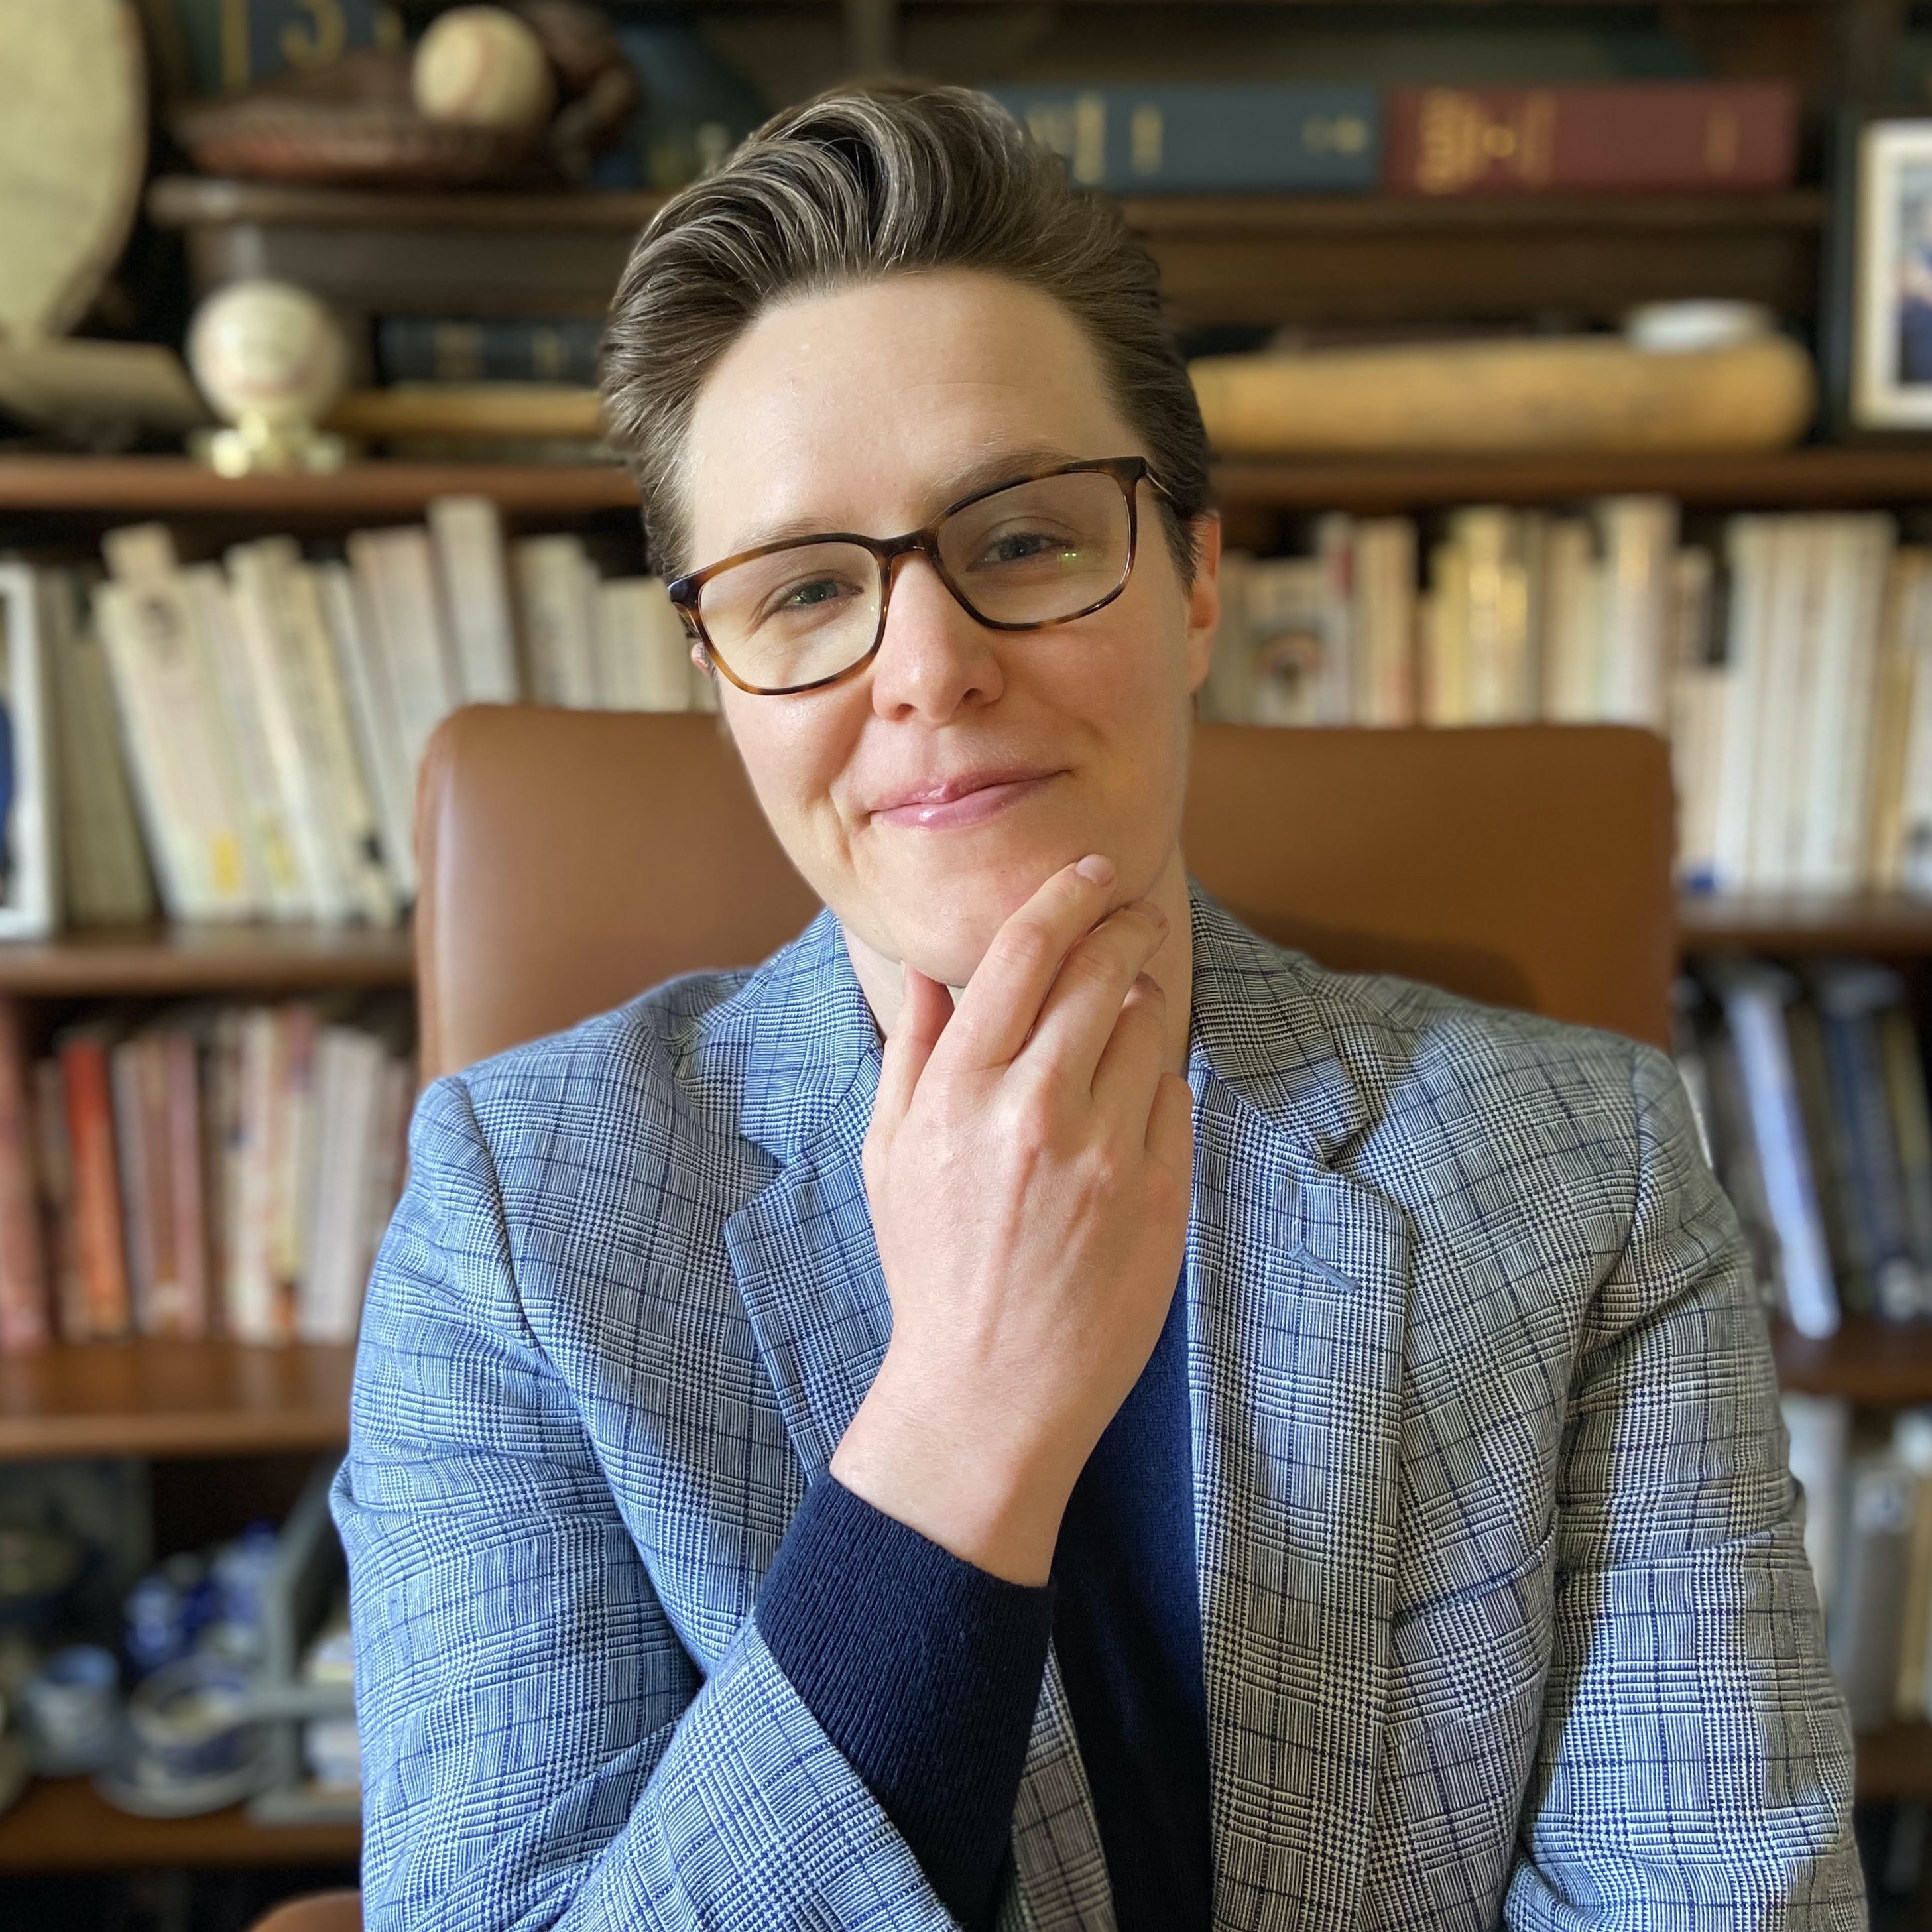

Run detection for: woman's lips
[[872, 772, 1059, 829]]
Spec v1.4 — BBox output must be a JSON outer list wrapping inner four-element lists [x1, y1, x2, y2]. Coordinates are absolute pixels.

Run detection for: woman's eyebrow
[[726, 446, 1086, 552]]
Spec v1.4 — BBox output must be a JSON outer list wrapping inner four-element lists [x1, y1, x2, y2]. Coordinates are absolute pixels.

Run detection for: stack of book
[[32, 495, 705, 928], [0, 994, 413, 1357], [1673, 960, 1932, 1341], [1209, 505, 1932, 897]]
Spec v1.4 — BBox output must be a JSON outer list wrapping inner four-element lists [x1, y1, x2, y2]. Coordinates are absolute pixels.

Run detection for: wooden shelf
[[0, 1340, 353, 1461], [1772, 1317, 1932, 1404], [0, 921, 414, 995], [144, 176, 1825, 328], [0, 457, 635, 521], [1857, 1724, 1932, 1801], [1677, 892, 1932, 957], [20, 445, 1932, 524], [0, 1777, 357, 1871]]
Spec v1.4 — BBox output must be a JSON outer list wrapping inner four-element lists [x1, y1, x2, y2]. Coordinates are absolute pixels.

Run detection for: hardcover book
[[982, 84, 1380, 194], [1384, 82, 1799, 196]]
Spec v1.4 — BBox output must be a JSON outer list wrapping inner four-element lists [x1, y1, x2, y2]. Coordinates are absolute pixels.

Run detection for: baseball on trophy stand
[[412, 7, 556, 133], [186, 280, 351, 475]]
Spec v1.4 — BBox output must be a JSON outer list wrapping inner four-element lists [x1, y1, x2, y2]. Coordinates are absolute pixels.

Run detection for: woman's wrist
[[829, 1356, 1073, 1587]]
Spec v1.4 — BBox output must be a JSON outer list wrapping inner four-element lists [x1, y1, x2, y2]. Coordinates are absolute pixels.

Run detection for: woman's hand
[[828, 854, 1195, 1585]]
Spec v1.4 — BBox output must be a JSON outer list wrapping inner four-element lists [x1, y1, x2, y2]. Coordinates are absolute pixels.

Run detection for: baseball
[[412, 7, 556, 133]]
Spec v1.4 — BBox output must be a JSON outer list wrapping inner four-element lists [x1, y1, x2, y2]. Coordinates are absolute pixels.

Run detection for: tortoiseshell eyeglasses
[[665, 455, 1173, 697]]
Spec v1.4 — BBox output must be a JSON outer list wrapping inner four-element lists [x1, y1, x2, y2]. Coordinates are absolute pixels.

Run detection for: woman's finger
[[875, 961, 953, 1133], [1089, 973, 1168, 1118], [1021, 902, 1168, 1094], [937, 854, 1117, 1072], [1146, 1069, 1195, 1174]]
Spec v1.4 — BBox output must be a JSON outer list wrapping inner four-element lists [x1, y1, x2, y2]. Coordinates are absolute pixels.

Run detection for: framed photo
[[1850, 117, 1932, 429], [0, 567, 60, 940]]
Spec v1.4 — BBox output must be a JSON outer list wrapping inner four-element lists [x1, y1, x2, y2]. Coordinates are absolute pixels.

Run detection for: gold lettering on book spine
[[1415, 89, 1557, 192]]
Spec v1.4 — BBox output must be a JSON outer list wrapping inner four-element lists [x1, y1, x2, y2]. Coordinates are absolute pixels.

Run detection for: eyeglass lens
[[697, 468, 1133, 692]]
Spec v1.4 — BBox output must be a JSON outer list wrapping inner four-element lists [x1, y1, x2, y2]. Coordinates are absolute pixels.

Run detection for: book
[[1244, 558, 1327, 727], [428, 495, 522, 707], [1833, 1455, 1919, 1730], [315, 560, 416, 902], [1782, 1391, 1850, 1613], [1384, 82, 1799, 197], [57, 1020, 131, 1341], [512, 535, 602, 709], [94, 531, 261, 922], [983, 83, 1381, 194], [1351, 518, 1416, 727], [593, 577, 691, 713], [30, 1057, 80, 1343], [36, 569, 156, 930], [345, 526, 461, 795], [1713, 963, 1840, 1339], [0, 998, 48, 1357], [375, 316, 605, 388]]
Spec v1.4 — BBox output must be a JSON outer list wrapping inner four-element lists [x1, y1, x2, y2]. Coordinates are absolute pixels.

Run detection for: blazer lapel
[[1187, 890, 1410, 1932], [722, 912, 1114, 1932]]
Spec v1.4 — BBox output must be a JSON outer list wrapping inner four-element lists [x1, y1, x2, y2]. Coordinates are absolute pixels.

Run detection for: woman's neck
[[843, 845, 1195, 1076]]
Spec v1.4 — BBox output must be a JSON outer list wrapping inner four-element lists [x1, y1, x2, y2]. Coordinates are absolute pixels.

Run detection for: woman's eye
[[980, 529, 1073, 566], [782, 577, 847, 608]]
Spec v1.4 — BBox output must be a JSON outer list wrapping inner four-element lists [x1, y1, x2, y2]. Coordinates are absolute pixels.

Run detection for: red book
[[0, 1000, 49, 1356], [1384, 82, 1799, 196], [60, 1026, 131, 1341]]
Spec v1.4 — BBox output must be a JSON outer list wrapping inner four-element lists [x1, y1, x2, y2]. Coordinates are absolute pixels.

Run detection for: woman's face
[[682, 268, 1221, 989]]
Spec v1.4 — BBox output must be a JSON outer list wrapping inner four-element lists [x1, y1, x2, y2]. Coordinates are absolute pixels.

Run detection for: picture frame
[[1846, 115, 1932, 430], [0, 566, 62, 941]]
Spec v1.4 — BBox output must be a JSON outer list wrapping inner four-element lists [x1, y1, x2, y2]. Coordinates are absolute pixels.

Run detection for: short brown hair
[[598, 80, 1212, 581]]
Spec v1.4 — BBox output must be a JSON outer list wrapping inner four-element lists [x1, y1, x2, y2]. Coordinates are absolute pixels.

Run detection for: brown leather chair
[[414, 707, 1675, 1081]]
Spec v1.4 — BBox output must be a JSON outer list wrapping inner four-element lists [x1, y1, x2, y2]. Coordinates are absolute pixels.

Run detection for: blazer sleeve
[[1502, 1042, 1867, 1931], [330, 1073, 965, 1932]]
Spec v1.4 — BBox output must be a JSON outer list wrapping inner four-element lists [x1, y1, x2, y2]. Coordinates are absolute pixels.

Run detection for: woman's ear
[[1183, 512, 1223, 697]]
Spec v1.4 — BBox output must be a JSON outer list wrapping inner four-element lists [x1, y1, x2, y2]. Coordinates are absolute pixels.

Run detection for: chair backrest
[[414, 707, 1675, 1083]]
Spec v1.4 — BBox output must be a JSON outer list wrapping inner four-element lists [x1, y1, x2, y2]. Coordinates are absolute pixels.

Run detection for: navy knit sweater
[[755, 1274, 1210, 1932]]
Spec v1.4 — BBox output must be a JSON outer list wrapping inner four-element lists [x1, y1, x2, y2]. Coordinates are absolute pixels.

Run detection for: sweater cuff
[[754, 1469, 1056, 1932]]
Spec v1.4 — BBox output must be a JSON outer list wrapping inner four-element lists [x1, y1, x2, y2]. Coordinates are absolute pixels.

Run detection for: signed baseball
[[412, 7, 555, 133], [186, 280, 349, 431]]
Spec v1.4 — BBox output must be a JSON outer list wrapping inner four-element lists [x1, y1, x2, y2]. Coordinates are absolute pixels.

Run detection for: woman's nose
[[867, 550, 1006, 721]]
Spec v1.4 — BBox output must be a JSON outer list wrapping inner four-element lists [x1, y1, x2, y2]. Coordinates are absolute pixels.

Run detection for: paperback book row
[[1671, 960, 1932, 1343], [25, 496, 710, 931], [1206, 503, 1932, 897], [0, 994, 413, 1358], [1783, 1396, 1932, 1733]]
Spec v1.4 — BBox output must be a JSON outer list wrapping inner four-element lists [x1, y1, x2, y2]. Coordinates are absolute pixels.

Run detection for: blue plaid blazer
[[333, 887, 1864, 1931]]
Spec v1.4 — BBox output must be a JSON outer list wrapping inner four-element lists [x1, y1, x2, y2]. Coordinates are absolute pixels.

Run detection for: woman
[[333, 82, 1861, 1932]]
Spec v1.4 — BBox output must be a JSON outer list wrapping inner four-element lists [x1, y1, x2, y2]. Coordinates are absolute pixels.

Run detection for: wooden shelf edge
[[0, 1340, 353, 1463], [0, 1778, 358, 1871], [0, 921, 415, 995]]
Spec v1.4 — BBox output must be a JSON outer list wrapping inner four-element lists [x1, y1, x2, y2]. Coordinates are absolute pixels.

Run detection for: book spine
[[428, 495, 522, 706], [162, 1028, 209, 1341], [1831, 1457, 1919, 1730], [1723, 983, 1840, 1338], [1384, 82, 1799, 196], [110, 1038, 158, 1339], [0, 999, 48, 1356], [985, 84, 1381, 192], [376, 317, 605, 388], [60, 1034, 129, 1341]]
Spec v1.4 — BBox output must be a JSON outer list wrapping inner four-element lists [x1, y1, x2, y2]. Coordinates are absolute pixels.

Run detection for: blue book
[[981, 84, 1380, 194]]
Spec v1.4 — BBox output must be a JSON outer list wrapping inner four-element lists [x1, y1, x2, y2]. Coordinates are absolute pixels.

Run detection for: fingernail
[[1142, 900, 1169, 930], [1076, 854, 1114, 886], [1135, 973, 1160, 994]]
